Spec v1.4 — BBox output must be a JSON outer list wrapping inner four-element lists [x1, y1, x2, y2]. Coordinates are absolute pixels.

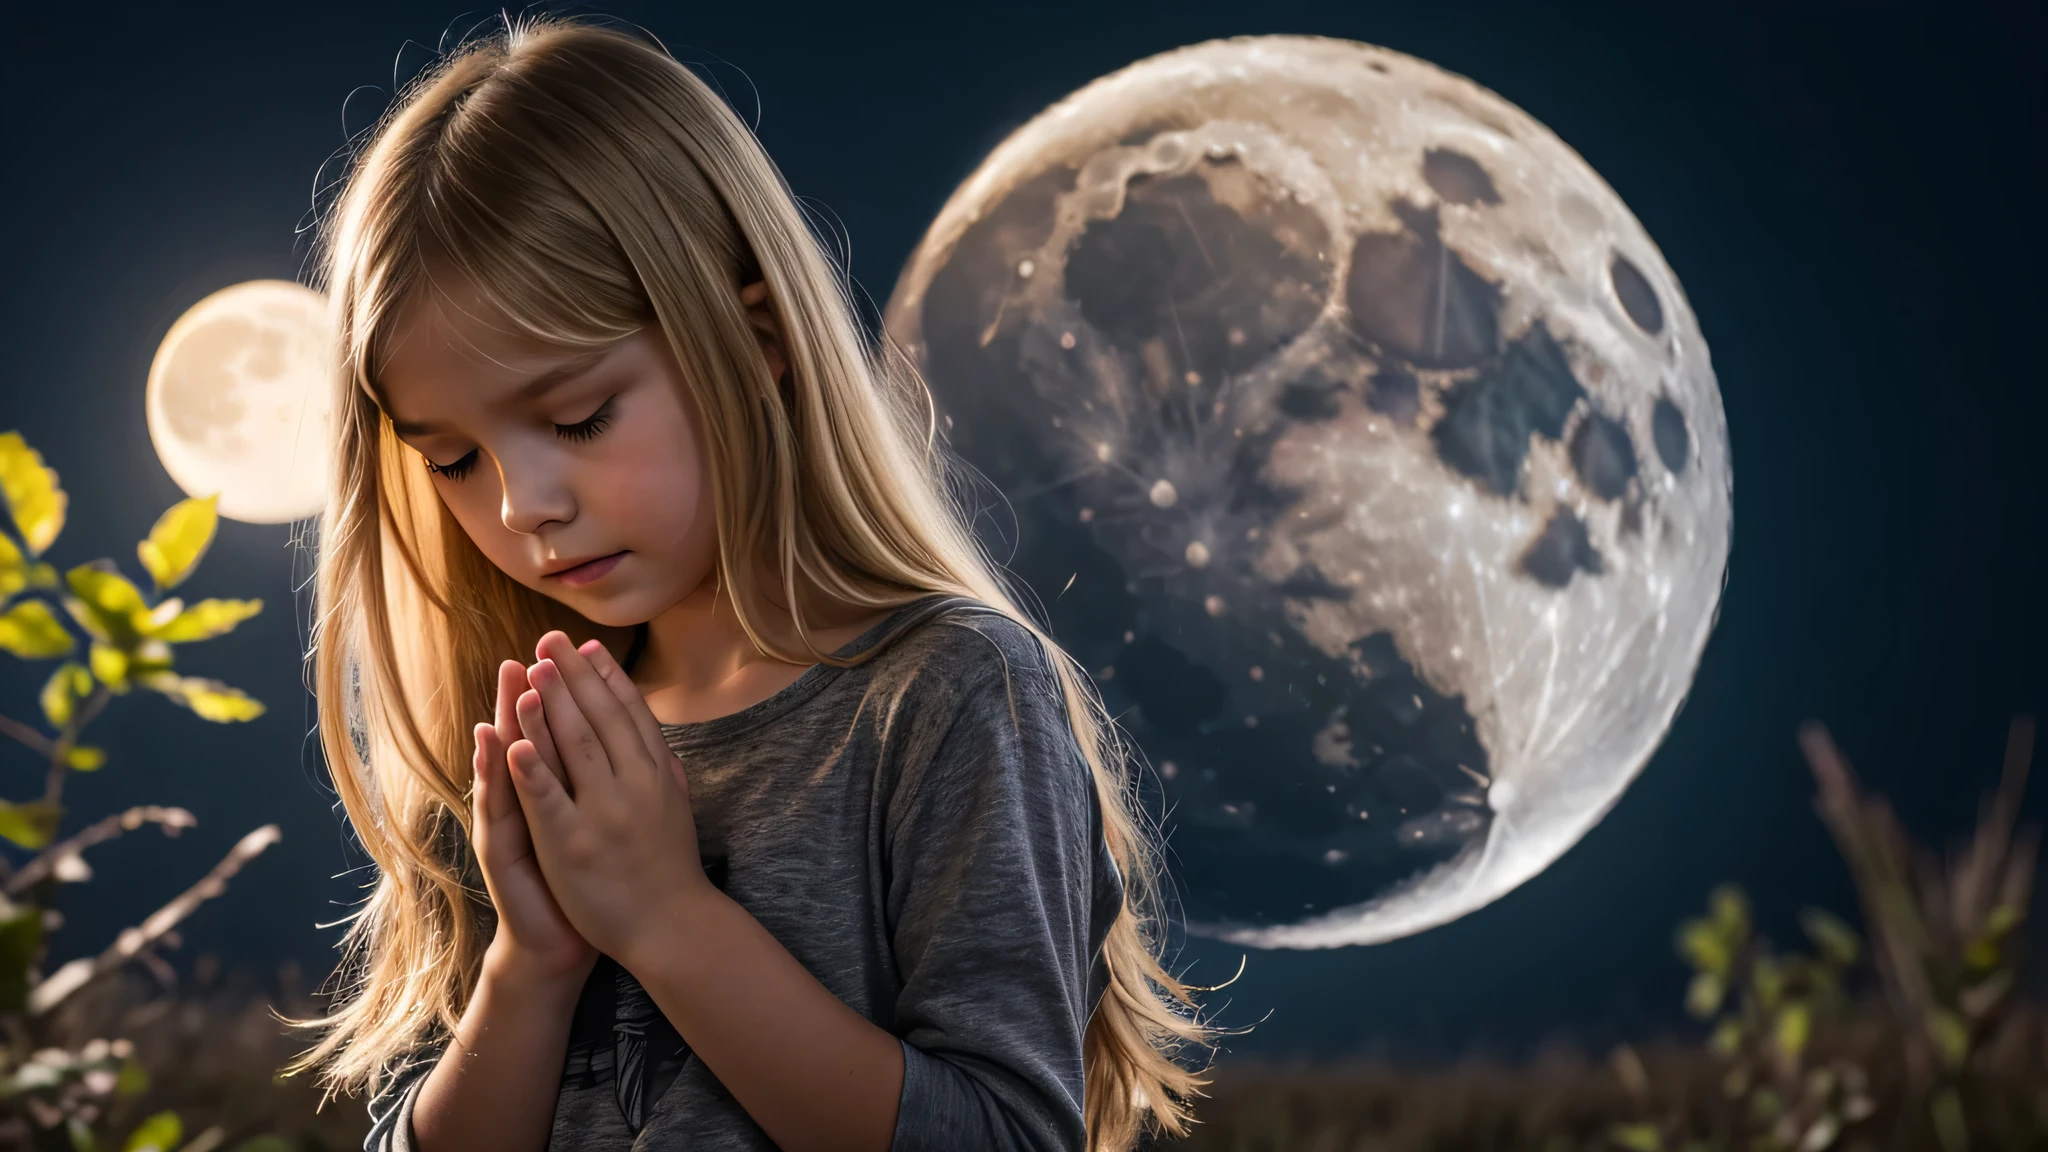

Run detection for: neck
[[631, 567, 886, 712]]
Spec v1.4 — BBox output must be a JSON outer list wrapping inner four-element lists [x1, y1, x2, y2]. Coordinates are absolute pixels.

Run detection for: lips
[[544, 551, 627, 587]]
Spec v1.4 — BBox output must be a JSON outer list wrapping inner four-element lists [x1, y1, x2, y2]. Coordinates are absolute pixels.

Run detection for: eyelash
[[422, 396, 617, 481]]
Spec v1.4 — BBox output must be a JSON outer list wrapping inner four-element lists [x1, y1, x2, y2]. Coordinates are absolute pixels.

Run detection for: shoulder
[[878, 598, 1060, 707]]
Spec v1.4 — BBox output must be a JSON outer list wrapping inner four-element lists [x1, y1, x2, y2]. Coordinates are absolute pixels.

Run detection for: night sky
[[1, 1, 2041, 1064]]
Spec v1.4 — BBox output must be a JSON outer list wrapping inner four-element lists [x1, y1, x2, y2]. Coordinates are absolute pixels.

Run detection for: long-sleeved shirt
[[363, 593, 1125, 1150]]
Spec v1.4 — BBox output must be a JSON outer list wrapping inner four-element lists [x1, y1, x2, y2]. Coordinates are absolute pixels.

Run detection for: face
[[376, 277, 717, 629]]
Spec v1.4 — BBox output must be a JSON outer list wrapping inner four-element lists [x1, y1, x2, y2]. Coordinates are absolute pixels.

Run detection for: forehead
[[375, 274, 597, 418]]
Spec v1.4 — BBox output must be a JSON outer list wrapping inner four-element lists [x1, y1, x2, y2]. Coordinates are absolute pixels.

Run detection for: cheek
[[436, 473, 527, 566], [594, 399, 710, 547]]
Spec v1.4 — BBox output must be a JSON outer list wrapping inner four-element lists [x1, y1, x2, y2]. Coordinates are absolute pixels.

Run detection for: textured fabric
[[362, 595, 1124, 1151]]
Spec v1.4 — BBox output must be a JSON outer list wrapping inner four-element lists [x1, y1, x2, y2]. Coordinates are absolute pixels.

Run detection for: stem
[[0, 712, 53, 758], [41, 684, 109, 810]]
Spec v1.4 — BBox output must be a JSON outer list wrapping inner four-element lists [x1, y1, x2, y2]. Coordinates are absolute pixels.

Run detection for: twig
[[6, 806, 197, 895], [26, 824, 281, 1016], [0, 712, 54, 758], [43, 685, 110, 809]]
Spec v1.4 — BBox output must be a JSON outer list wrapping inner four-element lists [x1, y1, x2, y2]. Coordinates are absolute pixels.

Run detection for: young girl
[[298, 16, 1213, 1152]]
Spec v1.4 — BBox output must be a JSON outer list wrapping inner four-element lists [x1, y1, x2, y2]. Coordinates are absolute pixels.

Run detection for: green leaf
[[137, 495, 219, 590], [139, 673, 265, 722], [1709, 1019, 1745, 1057], [0, 600, 75, 658], [0, 903, 43, 1012], [227, 1140, 294, 1152], [0, 432, 67, 556], [1609, 1123, 1663, 1152], [64, 746, 106, 771], [1751, 955, 1784, 1009], [1774, 1002, 1812, 1060], [65, 563, 152, 647], [67, 1115, 97, 1152], [0, 800, 61, 850], [1798, 908, 1861, 967], [1685, 970, 1726, 1019], [122, 1111, 181, 1152], [1931, 1087, 1968, 1152], [150, 598, 262, 643], [115, 1057, 149, 1098], [40, 661, 92, 727]]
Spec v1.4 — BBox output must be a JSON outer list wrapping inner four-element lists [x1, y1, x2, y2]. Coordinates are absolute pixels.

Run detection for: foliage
[[0, 431, 283, 1150], [1166, 717, 2048, 1152]]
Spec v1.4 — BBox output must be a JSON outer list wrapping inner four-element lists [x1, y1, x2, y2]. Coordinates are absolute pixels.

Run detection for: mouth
[[542, 551, 628, 587]]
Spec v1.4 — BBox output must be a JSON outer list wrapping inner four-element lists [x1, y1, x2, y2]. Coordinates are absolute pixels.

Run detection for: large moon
[[145, 279, 334, 524], [883, 36, 1731, 947]]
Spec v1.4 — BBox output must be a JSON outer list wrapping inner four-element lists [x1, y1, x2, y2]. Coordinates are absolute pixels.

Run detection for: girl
[[298, 15, 1214, 1152]]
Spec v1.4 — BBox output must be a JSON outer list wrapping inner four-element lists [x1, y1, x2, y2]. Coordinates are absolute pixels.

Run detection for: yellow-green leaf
[[0, 432, 66, 556], [1609, 1123, 1663, 1152], [64, 746, 105, 771], [1774, 1002, 1811, 1060], [1709, 1019, 1745, 1057], [1927, 1007, 1970, 1069], [39, 662, 92, 728], [64, 564, 151, 647], [140, 673, 265, 722], [115, 1057, 148, 1098], [1685, 971, 1726, 1019], [0, 532, 22, 602], [90, 643, 131, 692], [1799, 908, 1861, 967], [122, 1110, 181, 1152], [136, 495, 218, 590], [0, 800, 61, 849], [0, 600, 75, 658], [150, 598, 262, 643], [1676, 918, 1731, 976]]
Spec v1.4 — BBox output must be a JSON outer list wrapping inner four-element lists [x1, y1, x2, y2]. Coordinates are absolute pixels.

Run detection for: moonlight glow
[[884, 35, 1732, 948], [145, 279, 334, 525]]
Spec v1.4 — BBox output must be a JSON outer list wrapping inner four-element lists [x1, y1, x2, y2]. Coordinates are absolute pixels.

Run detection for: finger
[[506, 737, 576, 838], [516, 687, 569, 792], [529, 658, 615, 791], [474, 722, 511, 824], [495, 659, 527, 740], [535, 633, 649, 778], [579, 638, 668, 765]]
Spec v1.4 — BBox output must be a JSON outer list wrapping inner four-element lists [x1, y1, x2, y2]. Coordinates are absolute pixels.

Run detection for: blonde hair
[[295, 16, 1214, 1148]]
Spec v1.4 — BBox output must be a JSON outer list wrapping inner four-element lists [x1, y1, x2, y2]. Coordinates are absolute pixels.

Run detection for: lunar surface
[[145, 279, 334, 524], [882, 35, 1731, 948]]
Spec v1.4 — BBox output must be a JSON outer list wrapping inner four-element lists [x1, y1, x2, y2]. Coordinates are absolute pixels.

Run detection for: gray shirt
[[364, 595, 1125, 1150]]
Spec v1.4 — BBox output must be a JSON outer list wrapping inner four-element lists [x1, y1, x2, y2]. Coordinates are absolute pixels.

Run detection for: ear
[[739, 279, 788, 385]]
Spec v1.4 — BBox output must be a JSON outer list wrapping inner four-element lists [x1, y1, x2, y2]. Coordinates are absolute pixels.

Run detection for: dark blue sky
[[1, 1, 2041, 1063]]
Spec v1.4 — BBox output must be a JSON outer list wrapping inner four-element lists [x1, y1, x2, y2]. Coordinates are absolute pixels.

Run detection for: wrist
[[482, 935, 595, 1006], [615, 878, 728, 977]]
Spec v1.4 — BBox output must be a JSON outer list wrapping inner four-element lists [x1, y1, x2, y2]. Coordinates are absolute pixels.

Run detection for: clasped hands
[[470, 630, 714, 985]]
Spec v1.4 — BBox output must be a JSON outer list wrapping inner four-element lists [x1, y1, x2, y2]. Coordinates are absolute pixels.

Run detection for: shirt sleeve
[[883, 626, 1102, 1152], [362, 1055, 435, 1152]]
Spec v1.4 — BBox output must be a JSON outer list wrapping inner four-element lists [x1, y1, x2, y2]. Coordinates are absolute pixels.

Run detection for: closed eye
[[425, 449, 479, 481], [556, 396, 615, 443]]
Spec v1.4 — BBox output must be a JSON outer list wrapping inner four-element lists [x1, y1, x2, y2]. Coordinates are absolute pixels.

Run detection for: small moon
[[145, 279, 335, 525]]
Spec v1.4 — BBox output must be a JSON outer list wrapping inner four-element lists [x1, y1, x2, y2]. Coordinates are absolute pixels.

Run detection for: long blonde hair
[[296, 16, 1214, 1148]]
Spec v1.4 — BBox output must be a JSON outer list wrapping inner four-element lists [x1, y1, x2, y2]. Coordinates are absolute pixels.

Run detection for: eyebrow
[[389, 347, 613, 437]]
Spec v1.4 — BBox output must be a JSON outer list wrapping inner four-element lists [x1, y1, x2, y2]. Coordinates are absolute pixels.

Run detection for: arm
[[406, 946, 587, 1152], [624, 889, 906, 1152]]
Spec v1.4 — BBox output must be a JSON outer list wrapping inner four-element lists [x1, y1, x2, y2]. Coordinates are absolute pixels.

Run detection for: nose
[[497, 453, 576, 536]]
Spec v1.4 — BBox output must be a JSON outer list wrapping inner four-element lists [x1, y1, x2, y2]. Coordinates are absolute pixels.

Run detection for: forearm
[[412, 944, 588, 1152], [625, 889, 904, 1152]]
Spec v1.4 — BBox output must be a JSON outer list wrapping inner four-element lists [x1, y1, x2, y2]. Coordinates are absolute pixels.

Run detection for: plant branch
[[0, 712, 53, 758], [26, 823, 281, 1017], [42, 684, 110, 810], [6, 806, 197, 895]]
